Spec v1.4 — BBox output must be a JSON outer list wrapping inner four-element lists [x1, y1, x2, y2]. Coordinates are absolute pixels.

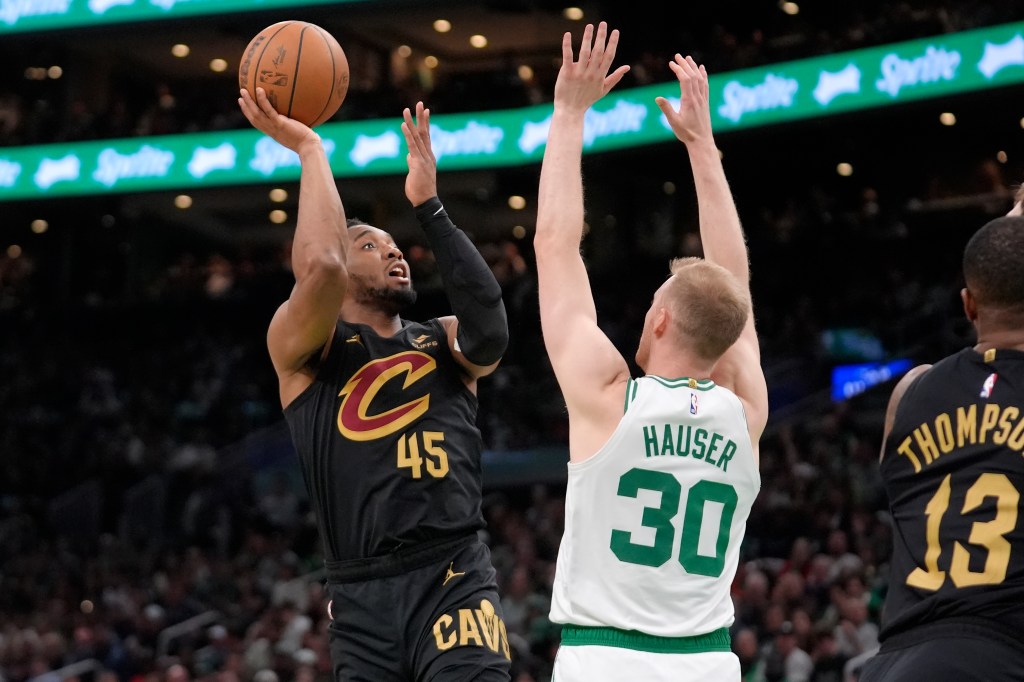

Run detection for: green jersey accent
[[559, 625, 731, 653]]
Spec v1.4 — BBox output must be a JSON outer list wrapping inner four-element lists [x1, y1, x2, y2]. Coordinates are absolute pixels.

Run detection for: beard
[[350, 274, 417, 316]]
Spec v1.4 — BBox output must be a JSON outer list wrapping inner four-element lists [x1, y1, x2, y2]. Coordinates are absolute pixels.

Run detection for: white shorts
[[552, 644, 740, 682]]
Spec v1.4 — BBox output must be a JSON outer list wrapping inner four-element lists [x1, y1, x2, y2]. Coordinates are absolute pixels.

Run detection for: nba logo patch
[[690, 393, 698, 415], [980, 372, 998, 398]]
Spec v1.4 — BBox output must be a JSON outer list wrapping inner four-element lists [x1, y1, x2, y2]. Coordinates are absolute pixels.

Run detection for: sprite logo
[[0, 0, 72, 26], [93, 145, 174, 187], [718, 73, 799, 123], [875, 46, 961, 96], [977, 34, 1024, 79], [251, 137, 337, 176], [349, 131, 400, 168], [34, 154, 81, 190], [583, 100, 646, 146], [0, 159, 21, 187], [431, 121, 503, 160]]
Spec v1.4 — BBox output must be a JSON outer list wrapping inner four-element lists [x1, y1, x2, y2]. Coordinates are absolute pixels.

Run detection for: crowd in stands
[[2, 1, 1023, 680], [2, 154, 1017, 682], [0, 417, 893, 682], [0, 0, 1018, 146]]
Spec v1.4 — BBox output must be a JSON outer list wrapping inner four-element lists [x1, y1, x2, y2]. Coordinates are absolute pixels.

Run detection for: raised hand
[[554, 22, 630, 115], [238, 87, 320, 153], [655, 55, 713, 146], [402, 101, 438, 206]]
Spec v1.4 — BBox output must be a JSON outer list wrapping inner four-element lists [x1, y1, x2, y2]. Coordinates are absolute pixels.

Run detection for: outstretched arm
[[239, 88, 348, 407], [656, 56, 768, 442], [402, 102, 508, 380], [535, 23, 631, 460]]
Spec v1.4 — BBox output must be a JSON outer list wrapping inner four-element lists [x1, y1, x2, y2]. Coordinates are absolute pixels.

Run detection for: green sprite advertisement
[[0, 0, 364, 34], [0, 21, 1021, 201]]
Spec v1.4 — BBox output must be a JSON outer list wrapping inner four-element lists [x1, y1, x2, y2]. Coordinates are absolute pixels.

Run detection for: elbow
[[298, 252, 346, 285], [533, 223, 554, 250], [533, 223, 578, 254], [459, 303, 508, 366]]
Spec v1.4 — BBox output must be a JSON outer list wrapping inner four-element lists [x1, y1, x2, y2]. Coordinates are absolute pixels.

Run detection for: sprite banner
[[0, 0, 366, 34], [1, 21, 1022, 201]]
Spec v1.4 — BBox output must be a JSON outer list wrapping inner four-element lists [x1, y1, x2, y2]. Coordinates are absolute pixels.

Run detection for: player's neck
[[973, 313, 1024, 353], [340, 303, 403, 337], [974, 331, 1024, 354], [642, 344, 714, 381]]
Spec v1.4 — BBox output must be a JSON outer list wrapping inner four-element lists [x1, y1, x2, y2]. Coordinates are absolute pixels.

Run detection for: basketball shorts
[[552, 625, 738, 682], [859, 618, 1024, 682], [325, 534, 512, 682]]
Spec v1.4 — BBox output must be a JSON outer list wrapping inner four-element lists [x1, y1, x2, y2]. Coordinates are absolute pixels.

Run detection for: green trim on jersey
[[623, 378, 639, 412], [559, 625, 731, 653], [646, 375, 716, 391]]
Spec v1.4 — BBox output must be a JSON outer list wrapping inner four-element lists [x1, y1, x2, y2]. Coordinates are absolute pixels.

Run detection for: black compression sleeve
[[415, 196, 508, 365]]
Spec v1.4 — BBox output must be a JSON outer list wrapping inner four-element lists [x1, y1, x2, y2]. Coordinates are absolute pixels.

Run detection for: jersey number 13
[[907, 472, 1019, 591]]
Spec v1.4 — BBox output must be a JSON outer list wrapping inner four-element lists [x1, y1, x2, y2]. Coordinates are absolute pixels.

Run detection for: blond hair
[[664, 257, 750, 361]]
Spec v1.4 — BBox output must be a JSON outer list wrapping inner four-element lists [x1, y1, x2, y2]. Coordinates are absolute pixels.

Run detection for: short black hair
[[963, 216, 1024, 309], [346, 217, 370, 229]]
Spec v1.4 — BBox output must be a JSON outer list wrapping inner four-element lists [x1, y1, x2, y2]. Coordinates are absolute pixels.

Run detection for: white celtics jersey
[[550, 375, 760, 637]]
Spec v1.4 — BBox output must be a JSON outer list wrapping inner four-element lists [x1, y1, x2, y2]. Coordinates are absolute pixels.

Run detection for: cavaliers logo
[[337, 352, 436, 441]]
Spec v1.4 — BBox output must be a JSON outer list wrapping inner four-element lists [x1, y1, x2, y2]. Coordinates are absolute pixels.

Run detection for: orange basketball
[[238, 20, 349, 127]]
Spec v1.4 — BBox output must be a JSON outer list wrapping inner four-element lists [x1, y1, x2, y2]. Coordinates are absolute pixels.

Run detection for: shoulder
[[880, 363, 932, 457], [888, 364, 934, 412], [712, 345, 768, 441]]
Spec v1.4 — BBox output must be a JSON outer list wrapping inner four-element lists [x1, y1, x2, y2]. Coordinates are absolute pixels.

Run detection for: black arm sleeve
[[415, 196, 508, 366]]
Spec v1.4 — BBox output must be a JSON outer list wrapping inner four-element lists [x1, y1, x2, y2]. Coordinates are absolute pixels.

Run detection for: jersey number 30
[[610, 468, 737, 578]]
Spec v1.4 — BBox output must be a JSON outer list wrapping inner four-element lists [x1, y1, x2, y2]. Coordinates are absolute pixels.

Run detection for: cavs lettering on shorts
[[337, 351, 436, 441], [432, 599, 511, 659]]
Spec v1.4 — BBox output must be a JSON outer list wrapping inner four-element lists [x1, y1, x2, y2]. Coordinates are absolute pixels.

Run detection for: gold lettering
[[913, 424, 940, 465], [994, 406, 1020, 445], [897, 437, 922, 473], [423, 431, 449, 477], [1009, 414, 1024, 451], [956, 405, 977, 447], [476, 610, 498, 652], [979, 404, 1000, 443], [433, 614, 455, 650], [458, 609, 482, 647], [935, 413, 955, 453], [498, 618, 511, 660]]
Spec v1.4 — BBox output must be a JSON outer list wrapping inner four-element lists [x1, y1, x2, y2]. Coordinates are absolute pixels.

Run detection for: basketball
[[238, 20, 349, 127]]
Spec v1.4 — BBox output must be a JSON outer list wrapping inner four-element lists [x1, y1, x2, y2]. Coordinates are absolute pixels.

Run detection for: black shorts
[[859, 619, 1024, 682], [325, 534, 512, 682]]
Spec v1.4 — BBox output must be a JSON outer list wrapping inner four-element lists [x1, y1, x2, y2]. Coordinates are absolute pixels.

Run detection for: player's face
[[346, 225, 416, 312]]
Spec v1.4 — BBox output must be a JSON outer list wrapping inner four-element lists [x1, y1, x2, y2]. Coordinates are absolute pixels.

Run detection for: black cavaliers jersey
[[282, 318, 486, 562], [880, 347, 1024, 641]]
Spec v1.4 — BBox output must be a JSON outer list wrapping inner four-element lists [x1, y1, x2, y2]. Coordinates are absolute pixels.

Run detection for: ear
[[961, 287, 978, 322], [652, 306, 670, 337]]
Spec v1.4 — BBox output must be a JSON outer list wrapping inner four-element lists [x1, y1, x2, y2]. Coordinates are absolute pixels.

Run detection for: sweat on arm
[[415, 196, 508, 365]]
